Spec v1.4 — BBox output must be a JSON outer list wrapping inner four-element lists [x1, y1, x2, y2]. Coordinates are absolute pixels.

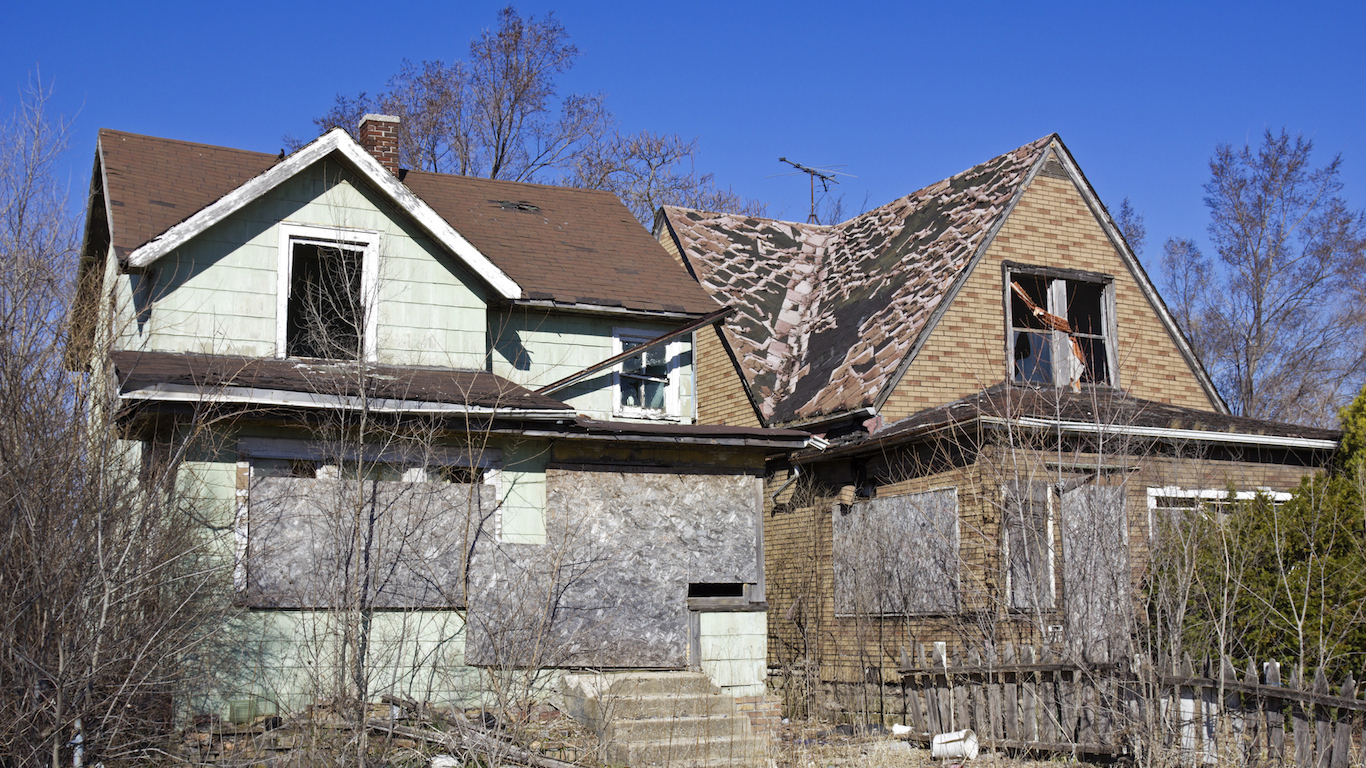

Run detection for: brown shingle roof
[[99, 129, 279, 260], [662, 136, 1053, 425], [95, 129, 718, 315], [404, 171, 717, 314], [110, 351, 573, 412]]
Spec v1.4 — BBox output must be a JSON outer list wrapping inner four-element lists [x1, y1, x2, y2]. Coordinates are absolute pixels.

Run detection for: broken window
[[1004, 482, 1053, 611], [1008, 268, 1113, 389], [276, 224, 378, 361], [287, 242, 364, 359], [832, 488, 959, 616], [614, 329, 679, 418]]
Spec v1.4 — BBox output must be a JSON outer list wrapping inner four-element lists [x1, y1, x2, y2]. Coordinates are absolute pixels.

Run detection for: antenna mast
[[778, 157, 841, 224]]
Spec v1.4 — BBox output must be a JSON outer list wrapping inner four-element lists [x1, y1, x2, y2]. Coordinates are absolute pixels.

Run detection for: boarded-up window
[[833, 489, 959, 616], [1060, 484, 1128, 661], [246, 476, 494, 608], [1004, 482, 1053, 611]]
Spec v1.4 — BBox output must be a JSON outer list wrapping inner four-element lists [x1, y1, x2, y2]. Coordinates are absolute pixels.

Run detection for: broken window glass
[[618, 338, 669, 411], [1009, 271, 1112, 388], [287, 242, 363, 359]]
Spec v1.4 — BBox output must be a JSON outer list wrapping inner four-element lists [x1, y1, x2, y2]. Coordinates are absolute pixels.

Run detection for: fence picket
[[1002, 642, 1019, 742], [1291, 667, 1312, 766], [1243, 658, 1261, 765], [1330, 673, 1354, 768], [1313, 668, 1331, 768]]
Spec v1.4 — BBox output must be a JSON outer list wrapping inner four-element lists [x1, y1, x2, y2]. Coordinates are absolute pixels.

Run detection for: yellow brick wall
[[766, 440, 1320, 683], [881, 174, 1218, 422]]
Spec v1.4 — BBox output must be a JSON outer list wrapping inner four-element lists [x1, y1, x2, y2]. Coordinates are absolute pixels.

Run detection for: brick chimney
[[358, 114, 400, 176]]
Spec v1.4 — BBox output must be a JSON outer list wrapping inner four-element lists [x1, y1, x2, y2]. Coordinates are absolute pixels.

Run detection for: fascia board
[[120, 382, 571, 417], [1046, 138, 1230, 415], [123, 129, 522, 300], [979, 415, 1337, 451]]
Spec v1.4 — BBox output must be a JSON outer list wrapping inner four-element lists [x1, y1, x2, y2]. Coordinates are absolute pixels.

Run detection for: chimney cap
[[359, 113, 400, 127]]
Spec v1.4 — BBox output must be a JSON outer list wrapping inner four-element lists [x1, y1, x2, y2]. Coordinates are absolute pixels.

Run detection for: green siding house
[[74, 116, 811, 722]]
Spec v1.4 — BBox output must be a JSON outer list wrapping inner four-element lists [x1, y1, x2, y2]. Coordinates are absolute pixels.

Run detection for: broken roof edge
[[116, 128, 523, 300], [793, 385, 1338, 463], [1045, 134, 1230, 416], [869, 134, 1059, 417], [653, 207, 773, 429]]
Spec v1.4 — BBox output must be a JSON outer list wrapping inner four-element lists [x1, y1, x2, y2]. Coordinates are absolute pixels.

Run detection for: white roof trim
[[121, 382, 571, 418], [979, 414, 1338, 451], [1046, 142, 1228, 415], [121, 128, 522, 300]]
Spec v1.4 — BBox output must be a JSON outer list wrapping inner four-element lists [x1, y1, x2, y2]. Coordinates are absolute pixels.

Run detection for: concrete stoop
[[561, 671, 767, 767]]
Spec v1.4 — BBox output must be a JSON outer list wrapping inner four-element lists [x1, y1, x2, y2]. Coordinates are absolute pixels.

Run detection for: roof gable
[[92, 128, 718, 315], [109, 128, 521, 299], [663, 135, 1052, 424]]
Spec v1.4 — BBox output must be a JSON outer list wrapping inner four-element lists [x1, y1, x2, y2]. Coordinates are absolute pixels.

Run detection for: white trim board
[[122, 128, 522, 300]]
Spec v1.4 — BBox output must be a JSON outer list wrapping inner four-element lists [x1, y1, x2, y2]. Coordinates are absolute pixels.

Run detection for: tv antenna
[[775, 157, 856, 224]]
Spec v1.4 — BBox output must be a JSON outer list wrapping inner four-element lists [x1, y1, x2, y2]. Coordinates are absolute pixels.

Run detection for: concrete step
[[601, 692, 737, 722], [602, 671, 720, 697], [609, 714, 750, 743], [605, 734, 765, 766]]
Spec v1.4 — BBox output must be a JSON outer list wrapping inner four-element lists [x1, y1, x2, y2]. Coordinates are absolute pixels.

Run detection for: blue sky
[[6, 0, 1363, 272]]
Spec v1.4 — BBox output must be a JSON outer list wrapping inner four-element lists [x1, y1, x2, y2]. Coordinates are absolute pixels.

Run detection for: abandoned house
[[654, 134, 1341, 704], [72, 115, 816, 737]]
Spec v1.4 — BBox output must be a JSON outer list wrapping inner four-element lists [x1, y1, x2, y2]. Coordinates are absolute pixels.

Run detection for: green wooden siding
[[490, 307, 695, 422], [112, 161, 489, 369]]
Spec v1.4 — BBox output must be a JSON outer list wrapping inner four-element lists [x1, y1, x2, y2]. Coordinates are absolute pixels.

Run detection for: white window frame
[[1005, 265, 1117, 388], [1145, 486, 1292, 538], [276, 222, 381, 362], [612, 327, 681, 420]]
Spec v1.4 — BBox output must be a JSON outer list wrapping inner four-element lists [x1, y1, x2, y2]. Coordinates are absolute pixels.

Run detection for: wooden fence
[[897, 643, 1366, 766]]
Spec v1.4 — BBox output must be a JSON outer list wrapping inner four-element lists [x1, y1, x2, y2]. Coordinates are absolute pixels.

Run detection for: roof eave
[[121, 128, 523, 301]]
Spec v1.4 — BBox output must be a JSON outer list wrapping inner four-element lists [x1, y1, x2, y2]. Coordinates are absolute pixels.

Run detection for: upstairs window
[[1007, 266, 1114, 389], [613, 329, 680, 419], [276, 224, 379, 361]]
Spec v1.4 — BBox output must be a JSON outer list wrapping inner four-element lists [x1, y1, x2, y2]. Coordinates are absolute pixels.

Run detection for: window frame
[[1145, 486, 1292, 538], [276, 222, 381, 362], [611, 327, 681, 420], [1003, 262, 1118, 389]]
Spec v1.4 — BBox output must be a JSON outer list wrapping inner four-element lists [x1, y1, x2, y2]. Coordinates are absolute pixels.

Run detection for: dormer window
[[1006, 265, 1115, 388], [276, 224, 379, 361], [613, 328, 680, 419]]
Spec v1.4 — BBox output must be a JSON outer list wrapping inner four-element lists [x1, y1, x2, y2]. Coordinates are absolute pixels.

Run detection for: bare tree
[[290, 6, 754, 223], [0, 77, 233, 767], [1160, 129, 1366, 426], [566, 131, 767, 223], [1115, 196, 1146, 258]]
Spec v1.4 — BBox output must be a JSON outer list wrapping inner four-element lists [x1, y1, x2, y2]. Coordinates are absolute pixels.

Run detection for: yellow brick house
[[654, 135, 1339, 707]]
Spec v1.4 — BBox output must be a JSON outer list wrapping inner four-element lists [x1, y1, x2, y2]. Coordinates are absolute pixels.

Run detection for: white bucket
[[931, 729, 979, 760]]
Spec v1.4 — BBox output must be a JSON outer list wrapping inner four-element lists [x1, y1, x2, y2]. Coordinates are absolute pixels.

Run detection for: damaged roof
[[93, 129, 717, 314], [803, 384, 1340, 460], [110, 351, 574, 413], [660, 136, 1054, 425]]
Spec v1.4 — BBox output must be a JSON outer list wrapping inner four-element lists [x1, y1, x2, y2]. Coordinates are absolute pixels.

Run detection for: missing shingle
[[493, 200, 540, 213]]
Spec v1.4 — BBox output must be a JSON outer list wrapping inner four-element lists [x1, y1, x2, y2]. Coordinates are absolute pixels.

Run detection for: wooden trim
[[124, 129, 522, 299]]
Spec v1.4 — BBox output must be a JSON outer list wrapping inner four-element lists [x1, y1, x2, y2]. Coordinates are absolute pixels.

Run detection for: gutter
[[119, 383, 575, 419], [535, 307, 733, 396], [978, 415, 1339, 451]]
